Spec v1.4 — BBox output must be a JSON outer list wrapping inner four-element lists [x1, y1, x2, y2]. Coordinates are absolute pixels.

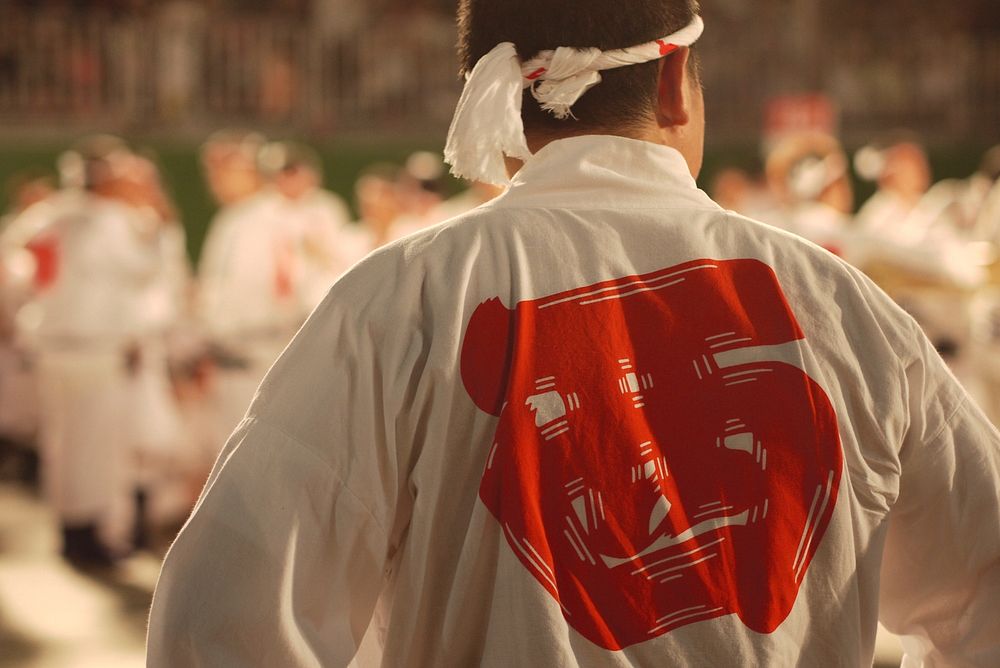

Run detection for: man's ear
[[655, 47, 691, 128]]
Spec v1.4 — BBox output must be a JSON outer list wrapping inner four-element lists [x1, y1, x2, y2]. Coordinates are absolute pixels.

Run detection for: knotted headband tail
[[444, 16, 705, 186], [443, 42, 532, 187]]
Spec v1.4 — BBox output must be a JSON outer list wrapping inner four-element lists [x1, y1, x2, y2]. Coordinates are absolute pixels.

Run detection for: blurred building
[[0, 0, 458, 137], [0, 0, 997, 145], [700, 0, 1000, 146]]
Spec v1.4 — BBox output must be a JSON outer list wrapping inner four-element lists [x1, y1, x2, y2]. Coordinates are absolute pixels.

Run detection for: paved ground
[[0, 482, 905, 667], [0, 484, 158, 668]]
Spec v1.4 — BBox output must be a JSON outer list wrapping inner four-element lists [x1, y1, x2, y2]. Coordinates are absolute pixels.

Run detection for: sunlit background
[[1, 1, 999, 666]]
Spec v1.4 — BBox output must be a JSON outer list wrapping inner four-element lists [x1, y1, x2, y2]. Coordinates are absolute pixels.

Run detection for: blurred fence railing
[[0, 7, 997, 146], [0, 8, 461, 136]]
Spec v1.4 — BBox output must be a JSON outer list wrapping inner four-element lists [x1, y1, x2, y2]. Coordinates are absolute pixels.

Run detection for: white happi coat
[[148, 136, 1000, 667], [856, 189, 919, 243], [198, 192, 301, 443], [26, 194, 159, 548], [198, 192, 299, 345], [782, 201, 853, 259], [262, 187, 358, 315], [127, 216, 188, 478], [0, 190, 88, 443]]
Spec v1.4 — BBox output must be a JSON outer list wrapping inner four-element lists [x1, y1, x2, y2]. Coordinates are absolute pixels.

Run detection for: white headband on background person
[[443, 15, 705, 186], [788, 153, 848, 202]]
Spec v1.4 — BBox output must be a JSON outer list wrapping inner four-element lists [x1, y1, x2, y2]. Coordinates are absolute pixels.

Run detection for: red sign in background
[[461, 258, 843, 650]]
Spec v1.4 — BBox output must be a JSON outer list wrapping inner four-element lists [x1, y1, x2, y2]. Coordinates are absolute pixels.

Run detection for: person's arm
[[879, 328, 1000, 666], [147, 273, 411, 666], [147, 418, 391, 666]]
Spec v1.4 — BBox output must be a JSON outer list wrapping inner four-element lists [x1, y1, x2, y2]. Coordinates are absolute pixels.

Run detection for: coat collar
[[493, 134, 720, 212]]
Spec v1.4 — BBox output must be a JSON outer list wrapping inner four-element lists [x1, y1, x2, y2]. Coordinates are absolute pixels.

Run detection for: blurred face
[[397, 178, 442, 217], [203, 144, 261, 206], [275, 165, 320, 200], [712, 168, 751, 211], [356, 176, 399, 230], [100, 155, 176, 222], [820, 175, 854, 215], [883, 143, 931, 202]]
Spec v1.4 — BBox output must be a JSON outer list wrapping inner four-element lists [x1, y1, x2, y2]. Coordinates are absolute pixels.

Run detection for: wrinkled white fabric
[[523, 15, 705, 120], [197, 191, 300, 344], [443, 42, 532, 186], [149, 136, 1000, 668], [528, 48, 603, 119], [21, 194, 160, 346], [444, 16, 704, 186]]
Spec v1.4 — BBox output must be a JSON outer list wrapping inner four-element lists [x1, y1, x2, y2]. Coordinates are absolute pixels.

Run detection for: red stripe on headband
[[525, 67, 547, 81], [656, 40, 679, 56]]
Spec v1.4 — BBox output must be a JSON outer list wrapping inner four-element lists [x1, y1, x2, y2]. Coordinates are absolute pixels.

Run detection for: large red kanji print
[[460, 258, 843, 650]]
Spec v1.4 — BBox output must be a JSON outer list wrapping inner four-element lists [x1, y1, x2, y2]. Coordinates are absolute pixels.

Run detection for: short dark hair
[[457, 0, 699, 139]]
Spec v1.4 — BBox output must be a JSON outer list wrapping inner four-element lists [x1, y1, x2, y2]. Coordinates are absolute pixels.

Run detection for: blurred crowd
[[712, 132, 1000, 426], [0, 1, 461, 132], [2, 127, 1000, 571], [0, 130, 499, 567]]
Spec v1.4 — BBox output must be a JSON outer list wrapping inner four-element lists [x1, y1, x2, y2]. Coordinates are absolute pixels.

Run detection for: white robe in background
[[197, 192, 301, 446], [973, 177, 1000, 244], [782, 201, 854, 259], [260, 187, 357, 315], [856, 189, 919, 243], [0, 189, 87, 443], [127, 216, 189, 489], [198, 191, 299, 344], [24, 194, 160, 551], [149, 136, 1000, 667]]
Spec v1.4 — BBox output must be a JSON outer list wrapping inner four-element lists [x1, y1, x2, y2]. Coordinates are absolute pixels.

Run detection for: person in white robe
[[258, 141, 359, 316], [852, 140, 989, 399], [391, 151, 449, 237], [20, 148, 161, 564], [854, 138, 932, 243], [104, 151, 192, 541], [965, 145, 1000, 245], [764, 133, 856, 259], [0, 172, 55, 447], [963, 146, 1000, 423], [709, 167, 779, 225], [200, 129, 267, 210], [197, 132, 299, 453], [351, 163, 406, 251], [149, 4, 1000, 666]]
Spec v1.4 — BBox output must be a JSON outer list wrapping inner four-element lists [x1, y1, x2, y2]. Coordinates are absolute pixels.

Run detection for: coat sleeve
[[147, 261, 414, 666], [146, 418, 392, 667], [878, 328, 1000, 666]]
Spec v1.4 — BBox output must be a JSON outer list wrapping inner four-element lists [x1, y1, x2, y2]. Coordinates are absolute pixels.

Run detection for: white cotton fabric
[[444, 17, 704, 186], [24, 194, 160, 346], [443, 42, 532, 187], [19, 193, 162, 551], [522, 15, 705, 121], [148, 135, 1000, 667], [197, 191, 300, 344]]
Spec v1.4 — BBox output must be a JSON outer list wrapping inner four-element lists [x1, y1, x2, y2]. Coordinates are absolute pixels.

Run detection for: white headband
[[443, 15, 705, 186]]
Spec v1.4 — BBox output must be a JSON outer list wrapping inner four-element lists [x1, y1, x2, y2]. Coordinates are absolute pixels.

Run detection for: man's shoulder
[[712, 209, 855, 275], [714, 208, 919, 342]]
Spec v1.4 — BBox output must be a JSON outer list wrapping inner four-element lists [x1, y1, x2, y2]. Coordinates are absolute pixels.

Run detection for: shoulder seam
[[244, 416, 391, 539], [926, 392, 970, 447]]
